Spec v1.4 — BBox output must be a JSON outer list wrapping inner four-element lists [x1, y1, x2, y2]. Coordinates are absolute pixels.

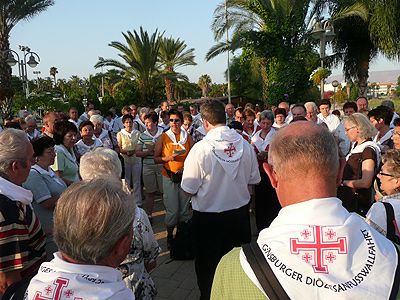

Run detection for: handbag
[[163, 166, 183, 184]]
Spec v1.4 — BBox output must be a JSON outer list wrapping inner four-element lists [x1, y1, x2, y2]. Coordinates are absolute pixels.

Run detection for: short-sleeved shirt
[[138, 130, 162, 165], [160, 132, 191, 176], [52, 147, 79, 183], [0, 178, 46, 276], [22, 166, 67, 233], [75, 138, 103, 157]]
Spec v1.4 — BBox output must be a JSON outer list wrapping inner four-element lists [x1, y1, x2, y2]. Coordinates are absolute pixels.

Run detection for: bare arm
[[0, 270, 21, 295], [135, 144, 153, 158], [342, 159, 376, 189], [54, 170, 74, 186], [153, 138, 174, 164], [39, 196, 58, 209]]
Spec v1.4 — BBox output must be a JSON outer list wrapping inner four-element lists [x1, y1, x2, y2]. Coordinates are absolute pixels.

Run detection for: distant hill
[[328, 70, 400, 84]]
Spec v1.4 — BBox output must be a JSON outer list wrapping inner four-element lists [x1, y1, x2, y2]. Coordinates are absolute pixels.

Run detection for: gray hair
[[140, 107, 151, 115], [80, 148, 122, 180], [89, 114, 104, 125], [381, 99, 395, 111], [54, 178, 135, 264], [0, 129, 30, 176], [24, 115, 36, 123], [382, 149, 400, 178], [259, 110, 274, 122], [268, 121, 339, 179], [304, 101, 318, 112], [343, 113, 377, 140]]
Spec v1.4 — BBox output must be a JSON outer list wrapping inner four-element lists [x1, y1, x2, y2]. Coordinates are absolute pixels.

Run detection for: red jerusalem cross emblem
[[290, 226, 347, 273], [224, 143, 236, 157]]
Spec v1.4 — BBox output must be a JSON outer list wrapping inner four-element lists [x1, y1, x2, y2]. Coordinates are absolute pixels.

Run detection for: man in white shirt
[[317, 99, 350, 156], [25, 178, 135, 299], [68, 107, 79, 129], [42, 111, 60, 139], [181, 100, 261, 300], [78, 102, 94, 124], [381, 99, 399, 129], [211, 121, 400, 300]]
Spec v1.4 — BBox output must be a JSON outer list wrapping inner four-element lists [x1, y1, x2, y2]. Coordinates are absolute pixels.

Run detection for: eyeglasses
[[169, 119, 181, 123], [345, 126, 356, 132], [378, 172, 395, 178]]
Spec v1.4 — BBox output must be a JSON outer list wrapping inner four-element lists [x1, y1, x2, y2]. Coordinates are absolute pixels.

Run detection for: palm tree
[[198, 74, 212, 98], [325, 1, 400, 96], [0, 0, 54, 117], [49, 66, 58, 86], [158, 37, 197, 102], [207, 0, 319, 102], [95, 27, 161, 105]]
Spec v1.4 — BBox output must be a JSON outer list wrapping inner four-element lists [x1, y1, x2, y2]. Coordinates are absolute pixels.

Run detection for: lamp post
[[332, 80, 339, 110], [5, 45, 40, 98], [33, 71, 41, 90], [225, 0, 231, 104], [98, 56, 105, 99], [311, 20, 335, 100]]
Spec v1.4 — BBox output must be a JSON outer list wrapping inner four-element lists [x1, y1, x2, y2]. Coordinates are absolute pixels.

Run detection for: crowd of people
[[0, 96, 399, 299]]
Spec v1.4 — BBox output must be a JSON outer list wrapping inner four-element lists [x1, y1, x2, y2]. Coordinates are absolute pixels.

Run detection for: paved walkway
[[150, 198, 200, 299], [150, 197, 258, 299]]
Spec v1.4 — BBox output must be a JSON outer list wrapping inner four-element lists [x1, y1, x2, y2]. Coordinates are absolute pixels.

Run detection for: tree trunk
[[165, 77, 174, 101], [357, 59, 370, 98], [0, 30, 14, 119], [259, 58, 268, 103]]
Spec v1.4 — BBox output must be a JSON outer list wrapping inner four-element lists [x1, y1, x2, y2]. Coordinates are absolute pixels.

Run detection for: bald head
[[268, 121, 338, 179], [278, 102, 289, 113]]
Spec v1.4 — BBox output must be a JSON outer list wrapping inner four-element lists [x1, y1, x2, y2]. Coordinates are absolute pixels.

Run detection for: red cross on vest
[[290, 226, 347, 273], [224, 143, 236, 158], [34, 278, 80, 300]]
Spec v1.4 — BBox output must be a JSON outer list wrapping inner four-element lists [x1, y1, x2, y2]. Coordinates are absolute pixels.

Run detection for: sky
[[9, 0, 400, 85]]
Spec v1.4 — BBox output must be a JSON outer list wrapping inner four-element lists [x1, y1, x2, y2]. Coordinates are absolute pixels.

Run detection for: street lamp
[[332, 80, 339, 110], [4, 45, 40, 98], [225, 0, 231, 104], [33, 71, 41, 90], [311, 19, 335, 100], [98, 56, 105, 98]]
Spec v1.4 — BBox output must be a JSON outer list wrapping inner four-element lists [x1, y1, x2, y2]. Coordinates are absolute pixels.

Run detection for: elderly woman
[[25, 115, 41, 140], [251, 110, 280, 231], [23, 136, 67, 256], [74, 120, 103, 160], [52, 120, 79, 186], [135, 112, 164, 222], [117, 114, 142, 206], [90, 114, 119, 151], [337, 113, 381, 216], [242, 108, 260, 140], [80, 148, 161, 299], [365, 150, 400, 242], [392, 118, 400, 150], [154, 109, 193, 248]]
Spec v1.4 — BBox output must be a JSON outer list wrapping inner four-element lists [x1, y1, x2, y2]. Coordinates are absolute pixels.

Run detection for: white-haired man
[[211, 121, 400, 299], [0, 129, 46, 295], [181, 100, 260, 300], [26, 178, 136, 299]]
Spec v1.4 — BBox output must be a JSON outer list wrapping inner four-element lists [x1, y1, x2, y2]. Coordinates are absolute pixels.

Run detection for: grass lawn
[[369, 97, 400, 111]]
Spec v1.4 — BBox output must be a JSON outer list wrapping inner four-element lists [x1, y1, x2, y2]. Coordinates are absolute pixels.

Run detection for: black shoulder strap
[[389, 244, 400, 300], [242, 241, 290, 300], [383, 202, 397, 242]]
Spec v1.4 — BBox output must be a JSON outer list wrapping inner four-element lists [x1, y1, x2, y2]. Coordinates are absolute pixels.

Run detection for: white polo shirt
[[181, 126, 261, 213], [317, 113, 340, 133]]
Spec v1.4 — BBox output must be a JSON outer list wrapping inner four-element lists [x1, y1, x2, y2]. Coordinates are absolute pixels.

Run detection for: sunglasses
[[378, 172, 395, 178], [169, 119, 181, 123]]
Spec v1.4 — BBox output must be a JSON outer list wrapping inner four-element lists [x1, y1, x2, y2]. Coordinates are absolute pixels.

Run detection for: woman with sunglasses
[[365, 150, 400, 242], [337, 113, 381, 216], [154, 109, 193, 249]]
